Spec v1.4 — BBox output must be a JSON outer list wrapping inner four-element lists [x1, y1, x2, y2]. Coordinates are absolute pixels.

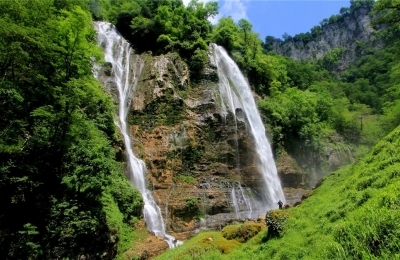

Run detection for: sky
[[198, 0, 351, 41]]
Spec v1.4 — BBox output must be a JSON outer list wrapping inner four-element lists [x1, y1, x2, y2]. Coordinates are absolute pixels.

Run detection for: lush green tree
[[247, 54, 288, 95], [350, 0, 375, 12], [238, 18, 253, 47], [211, 17, 240, 54], [370, 0, 400, 133], [258, 87, 329, 161], [284, 59, 320, 90], [310, 25, 322, 38], [0, 1, 143, 258], [263, 35, 281, 53], [330, 97, 361, 143], [340, 7, 350, 15], [101, 0, 218, 72]]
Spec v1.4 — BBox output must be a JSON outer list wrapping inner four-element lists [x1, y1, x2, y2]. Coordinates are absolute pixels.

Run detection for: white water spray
[[210, 44, 285, 210], [231, 188, 240, 218], [238, 186, 253, 216], [94, 22, 180, 248]]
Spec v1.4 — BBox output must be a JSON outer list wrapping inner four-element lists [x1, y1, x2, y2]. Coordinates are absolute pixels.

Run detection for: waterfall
[[231, 188, 240, 218], [210, 43, 286, 211], [238, 185, 253, 217], [94, 22, 179, 248]]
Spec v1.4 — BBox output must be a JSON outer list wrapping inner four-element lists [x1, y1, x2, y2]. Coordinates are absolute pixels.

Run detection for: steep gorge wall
[[97, 33, 359, 242], [99, 50, 269, 240], [271, 6, 381, 71]]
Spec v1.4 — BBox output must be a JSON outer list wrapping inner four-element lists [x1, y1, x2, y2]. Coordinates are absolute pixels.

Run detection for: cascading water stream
[[210, 43, 286, 210], [238, 186, 253, 217], [231, 188, 240, 218], [94, 22, 179, 248]]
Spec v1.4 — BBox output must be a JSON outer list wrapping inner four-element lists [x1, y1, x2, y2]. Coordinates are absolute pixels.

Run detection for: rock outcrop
[[99, 50, 270, 240], [269, 6, 382, 72]]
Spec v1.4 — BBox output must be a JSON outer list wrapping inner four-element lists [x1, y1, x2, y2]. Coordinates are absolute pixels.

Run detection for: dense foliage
[[0, 0, 143, 258], [90, 0, 218, 73]]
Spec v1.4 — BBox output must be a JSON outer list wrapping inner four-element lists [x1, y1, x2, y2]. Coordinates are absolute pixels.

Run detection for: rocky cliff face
[[98, 49, 273, 240], [271, 6, 381, 71]]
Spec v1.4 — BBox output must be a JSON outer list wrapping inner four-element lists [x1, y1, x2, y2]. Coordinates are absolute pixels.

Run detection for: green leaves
[[0, 1, 142, 258], [265, 210, 289, 238], [259, 87, 326, 153], [211, 17, 240, 53], [189, 48, 208, 73], [98, 0, 218, 74], [56, 6, 102, 81]]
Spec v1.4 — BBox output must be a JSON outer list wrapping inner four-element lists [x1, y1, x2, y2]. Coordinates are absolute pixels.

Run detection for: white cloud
[[217, 0, 249, 22], [182, 0, 250, 25]]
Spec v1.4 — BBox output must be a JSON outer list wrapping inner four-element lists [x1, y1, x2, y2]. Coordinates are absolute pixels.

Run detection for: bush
[[222, 222, 264, 243], [189, 48, 208, 73], [265, 210, 289, 238]]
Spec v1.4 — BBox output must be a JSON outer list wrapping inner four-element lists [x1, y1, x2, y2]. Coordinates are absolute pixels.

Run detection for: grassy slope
[[155, 126, 400, 259]]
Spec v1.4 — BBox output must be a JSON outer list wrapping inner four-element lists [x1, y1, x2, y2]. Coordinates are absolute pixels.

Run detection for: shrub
[[189, 48, 208, 73], [265, 210, 289, 238], [186, 197, 198, 211], [222, 222, 264, 243]]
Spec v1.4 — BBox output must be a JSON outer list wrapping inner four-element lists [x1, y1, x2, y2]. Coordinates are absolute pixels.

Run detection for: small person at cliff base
[[277, 200, 283, 209]]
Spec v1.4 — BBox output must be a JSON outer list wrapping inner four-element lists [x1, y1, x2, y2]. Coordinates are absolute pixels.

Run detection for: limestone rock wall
[[271, 6, 382, 72], [99, 45, 357, 242], [99, 41, 355, 241], [123, 52, 264, 240]]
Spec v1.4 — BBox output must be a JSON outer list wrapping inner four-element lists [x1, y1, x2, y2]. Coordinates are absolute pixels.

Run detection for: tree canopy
[[0, 1, 143, 258]]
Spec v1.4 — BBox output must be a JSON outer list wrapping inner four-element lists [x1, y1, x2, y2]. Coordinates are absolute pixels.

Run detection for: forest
[[0, 0, 399, 259]]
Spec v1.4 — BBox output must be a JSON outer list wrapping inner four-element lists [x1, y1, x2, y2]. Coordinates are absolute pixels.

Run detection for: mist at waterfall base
[[209, 43, 286, 216], [94, 21, 285, 245], [94, 22, 181, 248]]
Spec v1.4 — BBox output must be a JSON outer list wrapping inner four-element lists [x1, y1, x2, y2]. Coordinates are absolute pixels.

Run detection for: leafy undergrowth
[[156, 126, 400, 259]]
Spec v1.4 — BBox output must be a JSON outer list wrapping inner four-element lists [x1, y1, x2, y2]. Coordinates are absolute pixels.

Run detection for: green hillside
[[1, 0, 400, 258], [155, 125, 400, 259]]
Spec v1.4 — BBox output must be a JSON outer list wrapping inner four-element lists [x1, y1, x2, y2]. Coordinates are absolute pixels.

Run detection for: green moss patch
[[222, 222, 265, 243]]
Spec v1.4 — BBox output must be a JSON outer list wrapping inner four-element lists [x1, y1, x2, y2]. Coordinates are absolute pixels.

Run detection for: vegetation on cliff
[[0, 0, 143, 258], [91, 0, 218, 73], [264, 0, 375, 49], [91, 0, 400, 180]]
